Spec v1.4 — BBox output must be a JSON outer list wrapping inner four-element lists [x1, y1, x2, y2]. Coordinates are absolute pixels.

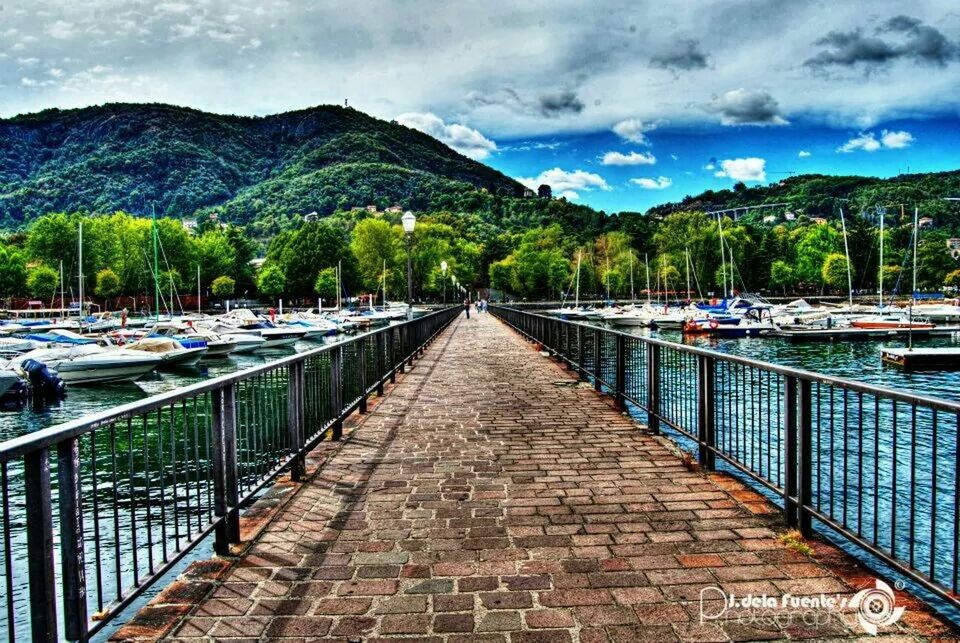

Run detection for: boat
[[851, 315, 934, 330], [195, 321, 267, 353], [9, 345, 162, 384], [148, 321, 239, 358], [216, 309, 307, 348], [123, 337, 208, 367]]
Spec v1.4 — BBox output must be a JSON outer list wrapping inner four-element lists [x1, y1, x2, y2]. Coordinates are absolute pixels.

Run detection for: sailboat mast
[[629, 253, 634, 302], [574, 251, 581, 308], [337, 260, 342, 311], [59, 260, 65, 320], [838, 207, 853, 307], [909, 207, 918, 350], [152, 205, 160, 319], [78, 221, 84, 320], [197, 265, 201, 314], [878, 211, 884, 309], [685, 247, 691, 302], [644, 253, 651, 306], [604, 254, 610, 301], [383, 259, 387, 307], [717, 215, 727, 298]]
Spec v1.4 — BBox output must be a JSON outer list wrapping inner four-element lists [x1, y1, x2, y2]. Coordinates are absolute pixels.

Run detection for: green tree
[[27, 265, 59, 299], [350, 218, 398, 290], [94, 268, 121, 298], [267, 221, 354, 297], [314, 267, 338, 300], [945, 269, 960, 288], [195, 231, 237, 287], [0, 246, 28, 297], [821, 253, 850, 290], [257, 264, 286, 298], [211, 275, 235, 298], [769, 260, 796, 294], [794, 224, 841, 285]]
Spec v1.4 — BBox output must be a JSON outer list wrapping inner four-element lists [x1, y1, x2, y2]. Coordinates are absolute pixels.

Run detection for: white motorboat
[[123, 337, 208, 367], [196, 322, 266, 353], [9, 345, 162, 384], [148, 321, 238, 358], [0, 337, 41, 358], [0, 369, 23, 397], [217, 309, 308, 348]]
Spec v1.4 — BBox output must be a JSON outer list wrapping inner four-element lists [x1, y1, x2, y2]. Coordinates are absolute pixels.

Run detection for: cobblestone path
[[161, 313, 954, 642]]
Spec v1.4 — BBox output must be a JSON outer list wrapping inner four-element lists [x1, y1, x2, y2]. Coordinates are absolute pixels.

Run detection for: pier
[[2, 308, 960, 640]]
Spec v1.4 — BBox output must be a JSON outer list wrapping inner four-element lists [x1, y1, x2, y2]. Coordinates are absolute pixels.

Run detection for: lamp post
[[440, 261, 448, 304], [401, 211, 416, 320]]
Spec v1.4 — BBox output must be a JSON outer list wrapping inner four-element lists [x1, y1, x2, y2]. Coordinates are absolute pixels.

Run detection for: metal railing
[[490, 305, 960, 615], [0, 306, 461, 642]]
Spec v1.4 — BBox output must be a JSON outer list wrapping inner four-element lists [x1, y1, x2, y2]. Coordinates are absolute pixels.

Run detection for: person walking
[[463, 298, 470, 319]]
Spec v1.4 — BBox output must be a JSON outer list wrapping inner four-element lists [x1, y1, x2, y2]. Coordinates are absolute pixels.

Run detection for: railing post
[[223, 383, 241, 545], [407, 324, 414, 367], [212, 388, 228, 555], [331, 346, 343, 441], [563, 323, 571, 367], [593, 328, 602, 392], [798, 379, 813, 537], [388, 329, 397, 382], [614, 334, 626, 411], [398, 326, 406, 374], [58, 437, 88, 641], [376, 331, 386, 396], [25, 447, 57, 642], [784, 375, 799, 529], [358, 337, 368, 413], [646, 343, 660, 434], [288, 362, 305, 482], [697, 355, 716, 470], [576, 325, 586, 380]]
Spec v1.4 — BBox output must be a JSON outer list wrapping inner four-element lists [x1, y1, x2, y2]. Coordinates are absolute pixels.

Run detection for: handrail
[[0, 306, 462, 641], [490, 304, 960, 620]]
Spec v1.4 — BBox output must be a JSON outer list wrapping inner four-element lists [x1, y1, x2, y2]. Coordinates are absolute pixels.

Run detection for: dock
[[770, 325, 960, 342], [881, 346, 960, 370]]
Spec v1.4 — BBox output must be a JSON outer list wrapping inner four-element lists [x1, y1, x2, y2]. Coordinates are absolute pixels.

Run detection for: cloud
[[601, 151, 656, 166], [880, 129, 914, 148], [516, 167, 609, 199], [537, 90, 584, 117], [708, 89, 788, 126], [714, 157, 766, 182], [558, 190, 579, 200], [805, 16, 959, 70], [630, 176, 672, 190], [650, 39, 709, 71], [837, 129, 913, 152], [612, 119, 657, 145], [44, 20, 76, 40], [395, 112, 497, 160], [798, 150, 811, 157]]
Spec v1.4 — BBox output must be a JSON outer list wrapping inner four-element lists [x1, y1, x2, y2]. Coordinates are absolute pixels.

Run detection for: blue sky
[[2, 1, 959, 215], [485, 117, 960, 213]]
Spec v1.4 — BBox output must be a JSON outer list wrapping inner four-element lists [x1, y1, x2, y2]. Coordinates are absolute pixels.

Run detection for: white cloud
[[838, 132, 881, 152], [838, 129, 914, 153], [395, 112, 497, 160], [630, 176, 673, 190], [600, 151, 656, 166], [612, 119, 657, 145], [798, 150, 811, 157], [715, 157, 766, 182], [16, 57, 39, 65], [880, 129, 914, 149], [20, 77, 37, 87], [516, 167, 610, 200], [44, 20, 75, 39]]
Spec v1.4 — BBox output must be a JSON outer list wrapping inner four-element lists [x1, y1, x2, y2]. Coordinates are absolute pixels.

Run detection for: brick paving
[[159, 313, 956, 642]]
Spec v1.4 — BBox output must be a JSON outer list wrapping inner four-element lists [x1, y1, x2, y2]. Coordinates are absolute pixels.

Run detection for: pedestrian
[[463, 298, 470, 319]]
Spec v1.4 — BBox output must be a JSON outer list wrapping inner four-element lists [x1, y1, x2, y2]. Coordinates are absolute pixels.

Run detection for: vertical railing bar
[[58, 436, 88, 641], [25, 447, 57, 642]]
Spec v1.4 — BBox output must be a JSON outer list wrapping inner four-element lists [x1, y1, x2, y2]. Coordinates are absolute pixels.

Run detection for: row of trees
[[490, 211, 960, 300]]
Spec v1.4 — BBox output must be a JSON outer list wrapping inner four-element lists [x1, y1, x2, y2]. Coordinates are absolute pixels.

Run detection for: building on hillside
[[762, 215, 777, 224], [784, 212, 796, 221], [365, 205, 378, 213], [385, 205, 402, 213], [182, 219, 198, 232], [523, 188, 536, 198], [538, 184, 552, 199], [303, 211, 319, 222], [812, 217, 828, 225], [919, 217, 934, 228], [947, 238, 960, 260]]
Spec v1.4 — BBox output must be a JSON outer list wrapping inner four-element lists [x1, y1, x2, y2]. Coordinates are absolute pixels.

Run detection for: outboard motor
[[21, 359, 67, 403], [0, 379, 30, 409]]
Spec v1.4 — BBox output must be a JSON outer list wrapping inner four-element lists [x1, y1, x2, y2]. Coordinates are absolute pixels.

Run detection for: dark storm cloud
[[707, 89, 788, 125], [649, 39, 709, 71], [468, 87, 584, 118], [805, 16, 958, 69]]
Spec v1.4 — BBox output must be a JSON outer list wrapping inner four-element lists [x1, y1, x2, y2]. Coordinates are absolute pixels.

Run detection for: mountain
[[646, 171, 960, 227], [0, 102, 530, 227]]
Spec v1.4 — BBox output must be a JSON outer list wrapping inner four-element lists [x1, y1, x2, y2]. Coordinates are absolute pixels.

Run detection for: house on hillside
[[919, 217, 934, 228], [947, 238, 960, 260], [763, 215, 777, 224], [365, 205, 378, 213], [385, 205, 402, 213], [182, 219, 198, 232], [523, 188, 536, 198], [303, 211, 319, 222]]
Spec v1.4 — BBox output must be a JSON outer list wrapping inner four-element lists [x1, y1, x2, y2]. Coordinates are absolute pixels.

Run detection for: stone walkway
[[161, 313, 955, 642]]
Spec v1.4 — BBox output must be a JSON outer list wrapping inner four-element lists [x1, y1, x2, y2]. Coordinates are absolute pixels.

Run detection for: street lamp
[[401, 211, 416, 319], [440, 261, 448, 304]]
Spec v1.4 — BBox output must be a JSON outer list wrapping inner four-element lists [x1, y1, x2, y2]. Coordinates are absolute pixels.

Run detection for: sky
[[1, 0, 959, 213]]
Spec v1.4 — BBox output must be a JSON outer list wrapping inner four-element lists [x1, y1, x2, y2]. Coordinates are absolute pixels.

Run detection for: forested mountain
[[0, 102, 543, 228], [647, 171, 960, 228]]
